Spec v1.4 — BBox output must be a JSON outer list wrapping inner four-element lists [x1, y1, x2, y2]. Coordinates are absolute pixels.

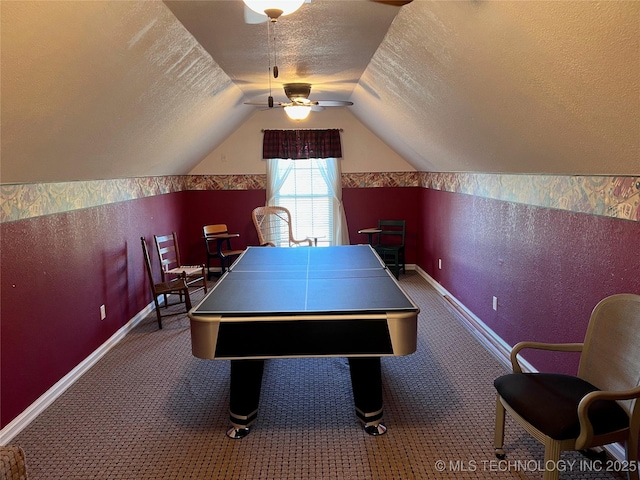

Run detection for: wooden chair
[[493, 293, 640, 480], [154, 232, 207, 294], [203, 224, 245, 278], [141, 237, 192, 329], [251, 206, 312, 247], [374, 219, 405, 279]]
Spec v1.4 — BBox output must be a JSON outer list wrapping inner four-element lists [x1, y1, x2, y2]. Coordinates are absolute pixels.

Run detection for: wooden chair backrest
[[376, 219, 405, 247], [203, 224, 231, 256], [579, 294, 640, 416], [140, 237, 157, 287], [154, 232, 181, 273], [203, 224, 228, 236]]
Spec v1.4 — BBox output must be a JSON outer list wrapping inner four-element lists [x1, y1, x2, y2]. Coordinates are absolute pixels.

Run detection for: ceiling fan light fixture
[[243, 1, 305, 20], [283, 82, 312, 102], [284, 105, 312, 121]]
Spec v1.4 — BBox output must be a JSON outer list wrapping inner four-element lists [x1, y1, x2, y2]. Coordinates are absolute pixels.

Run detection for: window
[[267, 157, 349, 246], [263, 129, 349, 246], [272, 158, 333, 246]]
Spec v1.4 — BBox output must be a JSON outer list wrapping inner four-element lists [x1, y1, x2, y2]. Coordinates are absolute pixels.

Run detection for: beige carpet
[[10, 272, 628, 479]]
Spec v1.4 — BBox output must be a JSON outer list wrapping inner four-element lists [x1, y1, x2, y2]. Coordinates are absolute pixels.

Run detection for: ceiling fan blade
[[310, 105, 325, 112], [314, 100, 354, 107], [244, 101, 285, 108], [243, 5, 268, 24]]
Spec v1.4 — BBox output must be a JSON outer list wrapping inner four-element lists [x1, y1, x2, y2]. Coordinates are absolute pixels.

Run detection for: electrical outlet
[[100, 304, 106, 320], [492, 296, 498, 311]]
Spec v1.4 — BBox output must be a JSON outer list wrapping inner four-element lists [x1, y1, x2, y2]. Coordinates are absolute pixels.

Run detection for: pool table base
[[226, 427, 251, 439], [226, 357, 386, 438]]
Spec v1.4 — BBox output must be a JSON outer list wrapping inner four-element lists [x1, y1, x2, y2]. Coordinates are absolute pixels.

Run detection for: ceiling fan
[[244, 83, 353, 120]]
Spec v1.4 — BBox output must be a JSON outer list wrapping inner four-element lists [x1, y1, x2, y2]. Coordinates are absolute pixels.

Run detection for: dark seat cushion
[[494, 373, 629, 440]]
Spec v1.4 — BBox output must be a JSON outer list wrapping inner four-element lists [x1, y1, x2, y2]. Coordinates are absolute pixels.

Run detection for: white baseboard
[[413, 265, 532, 371], [0, 302, 156, 445]]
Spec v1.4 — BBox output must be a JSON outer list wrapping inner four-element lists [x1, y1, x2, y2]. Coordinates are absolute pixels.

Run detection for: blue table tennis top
[[193, 245, 418, 316]]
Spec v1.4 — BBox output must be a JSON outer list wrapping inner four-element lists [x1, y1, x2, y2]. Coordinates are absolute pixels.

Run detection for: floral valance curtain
[[262, 129, 342, 160]]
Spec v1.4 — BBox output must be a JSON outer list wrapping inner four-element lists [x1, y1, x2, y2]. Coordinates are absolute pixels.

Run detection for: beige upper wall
[[190, 108, 414, 175]]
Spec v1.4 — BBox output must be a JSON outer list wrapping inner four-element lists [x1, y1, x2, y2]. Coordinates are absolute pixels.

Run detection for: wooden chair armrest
[[205, 233, 239, 239], [576, 385, 640, 449], [292, 238, 313, 246], [510, 341, 584, 373]]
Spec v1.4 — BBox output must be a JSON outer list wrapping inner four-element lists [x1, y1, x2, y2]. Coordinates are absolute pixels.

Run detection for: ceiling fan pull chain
[[266, 21, 274, 107], [272, 21, 279, 78], [266, 20, 272, 77]]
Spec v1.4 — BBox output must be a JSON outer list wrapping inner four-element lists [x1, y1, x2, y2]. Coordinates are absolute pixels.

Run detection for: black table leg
[[227, 359, 264, 439], [348, 357, 386, 435]]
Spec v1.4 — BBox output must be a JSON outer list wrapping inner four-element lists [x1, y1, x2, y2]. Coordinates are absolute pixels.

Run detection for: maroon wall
[[176, 189, 267, 266], [0, 190, 267, 428], [1, 194, 181, 426], [343, 187, 420, 263], [2, 184, 638, 429], [419, 188, 640, 374]]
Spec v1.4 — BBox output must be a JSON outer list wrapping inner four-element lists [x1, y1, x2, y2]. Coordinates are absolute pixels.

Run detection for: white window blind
[[272, 158, 334, 246]]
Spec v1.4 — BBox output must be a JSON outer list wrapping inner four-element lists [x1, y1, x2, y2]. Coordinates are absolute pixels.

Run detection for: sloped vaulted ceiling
[[1, 0, 248, 183], [354, 0, 640, 174], [1, 0, 638, 184]]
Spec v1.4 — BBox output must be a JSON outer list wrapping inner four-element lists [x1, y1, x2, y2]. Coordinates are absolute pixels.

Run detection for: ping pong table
[[188, 244, 419, 438]]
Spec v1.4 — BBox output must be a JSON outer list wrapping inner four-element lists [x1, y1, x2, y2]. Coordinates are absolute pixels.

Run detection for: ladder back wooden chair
[[153, 232, 207, 295], [140, 236, 192, 329], [493, 293, 640, 480]]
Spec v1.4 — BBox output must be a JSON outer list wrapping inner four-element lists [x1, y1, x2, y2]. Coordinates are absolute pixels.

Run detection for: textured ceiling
[[1, 0, 638, 184], [354, 0, 640, 174], [164, 0, 399, 104]]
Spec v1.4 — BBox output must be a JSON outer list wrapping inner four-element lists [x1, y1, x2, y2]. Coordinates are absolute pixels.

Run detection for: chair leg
[[206, 257, 212, 280], [494, 394, 506, 458], [153, 296, 163, 329], [626, 434, 639, 480], [200, 267, 208, 293], [542, 439, 561, 480], [184, 288, 192, 311]]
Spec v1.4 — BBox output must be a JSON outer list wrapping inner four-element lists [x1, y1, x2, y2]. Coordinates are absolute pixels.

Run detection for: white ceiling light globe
[[284, 105, 312, 120], [243, 1, 305, 18]]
